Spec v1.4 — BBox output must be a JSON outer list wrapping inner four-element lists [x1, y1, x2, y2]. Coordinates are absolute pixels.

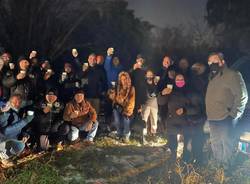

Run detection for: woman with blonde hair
[[108, 72, 135, 143]]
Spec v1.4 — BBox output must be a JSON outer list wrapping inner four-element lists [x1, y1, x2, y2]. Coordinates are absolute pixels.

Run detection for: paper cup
[[84, 63, 89, 67], [27, 111, 34, 116], [9, 63, 14, 69], [20, 70, 26, 74], [47, 69, 52, 73], [111, 81, 116, 86], [167, 84, 173, 89]]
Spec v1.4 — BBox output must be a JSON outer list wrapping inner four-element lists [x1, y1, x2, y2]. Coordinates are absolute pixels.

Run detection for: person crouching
[[63, 89, 99, 144], [107, 72, 135, 143]]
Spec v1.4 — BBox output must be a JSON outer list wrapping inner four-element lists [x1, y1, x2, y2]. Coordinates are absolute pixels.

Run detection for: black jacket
[[33, 100, 64, 134], [81, 65, 107, 98], [130, 68, 147, 109]]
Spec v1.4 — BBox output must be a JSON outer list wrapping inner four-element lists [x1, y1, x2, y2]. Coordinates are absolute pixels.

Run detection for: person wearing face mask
[[0, 94, 34, 139], [140, 70, 160, 144], [206, 52, 248, 166], [158, 74, 201, 162], [32, 89, 66, 150]]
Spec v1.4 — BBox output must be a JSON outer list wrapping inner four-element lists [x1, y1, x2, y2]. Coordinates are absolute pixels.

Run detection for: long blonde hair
[[116, 71, 132, 103]]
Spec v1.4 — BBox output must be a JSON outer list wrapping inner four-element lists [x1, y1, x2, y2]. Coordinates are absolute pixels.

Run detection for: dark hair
[[208, 52, 224, 61]]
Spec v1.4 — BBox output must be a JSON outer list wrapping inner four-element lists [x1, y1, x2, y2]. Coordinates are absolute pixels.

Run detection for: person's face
[[120, 75, 127, 87], [10, 96, 22, 109], [175, 74, 184, 82], [112, 57, 120, 67], [146, 70, 154, 78], [136, 58, 144, 68], [179, 59, 189, 70], [46, 94, 57, 104], [1, 53, 10, 65], [162, 57, 171, 69], [19, 59, 30, 70], [208, 55, 224, 67], [41, 61, 50, 70], [88, 55, 96, 66], [74, 93, 84, 103], [146, 70, 154, 83], [175, 74, 186, 88], [96, 56, 104, 65], [64, 64, 72, 73]]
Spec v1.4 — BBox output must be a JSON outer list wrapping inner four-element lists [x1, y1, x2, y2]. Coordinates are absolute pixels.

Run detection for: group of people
[[0, 47, 248, 168]]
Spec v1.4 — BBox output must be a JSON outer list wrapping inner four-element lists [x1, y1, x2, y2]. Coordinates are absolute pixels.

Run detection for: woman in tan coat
[[108, 72, 135, 143]]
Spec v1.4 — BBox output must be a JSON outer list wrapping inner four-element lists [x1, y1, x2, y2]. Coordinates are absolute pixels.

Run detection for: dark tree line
[[0, 0, 153, 68], [206, 0, 250, 62]]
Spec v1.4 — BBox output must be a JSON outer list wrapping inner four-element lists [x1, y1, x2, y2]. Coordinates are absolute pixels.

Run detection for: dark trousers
[[183, 125, 205, 164], [209, 117, 235, 164]]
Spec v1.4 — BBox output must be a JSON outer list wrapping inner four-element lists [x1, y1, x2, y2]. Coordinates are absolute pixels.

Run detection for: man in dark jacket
[[81, 53, 107, 114], [33, 89, 66, 149], [206, 52, 248, 165], [130, 54, 147, 114], [59, 62, 81, 103]]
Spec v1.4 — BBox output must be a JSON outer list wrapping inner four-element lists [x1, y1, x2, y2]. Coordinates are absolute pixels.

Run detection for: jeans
[[209, 117, 235, 164], [79, 121, 99, 141], [3, 119, 28, 139], [113, 109, 131, 139]]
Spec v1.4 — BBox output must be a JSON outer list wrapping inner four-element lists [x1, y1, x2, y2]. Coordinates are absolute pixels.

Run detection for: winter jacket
[[33, 100, 64, 134], [206, 66, 248, 121], [63, 100, 97, 127]]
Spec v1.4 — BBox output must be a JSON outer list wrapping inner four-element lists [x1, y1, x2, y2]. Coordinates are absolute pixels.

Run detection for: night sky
[[127, 0, 208, 27]]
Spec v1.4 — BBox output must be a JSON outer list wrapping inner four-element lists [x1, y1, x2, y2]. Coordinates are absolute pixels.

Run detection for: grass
[[2, 136, 250, 184], [3, 161, 64, 184]]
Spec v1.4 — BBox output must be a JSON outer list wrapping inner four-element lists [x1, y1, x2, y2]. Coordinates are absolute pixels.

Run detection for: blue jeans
[[113, 109, 131, 139], [79, 121, 99, 141], [3, 119, 28, 139], [209, 117, 235, 164]]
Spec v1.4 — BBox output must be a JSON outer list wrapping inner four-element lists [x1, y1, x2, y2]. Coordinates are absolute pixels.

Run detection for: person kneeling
[[63, 89, 98, 143]]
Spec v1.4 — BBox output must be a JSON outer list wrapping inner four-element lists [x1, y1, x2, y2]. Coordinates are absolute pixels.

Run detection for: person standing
[[206, 52, 248, 166], [81, 53, 107, 114]]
